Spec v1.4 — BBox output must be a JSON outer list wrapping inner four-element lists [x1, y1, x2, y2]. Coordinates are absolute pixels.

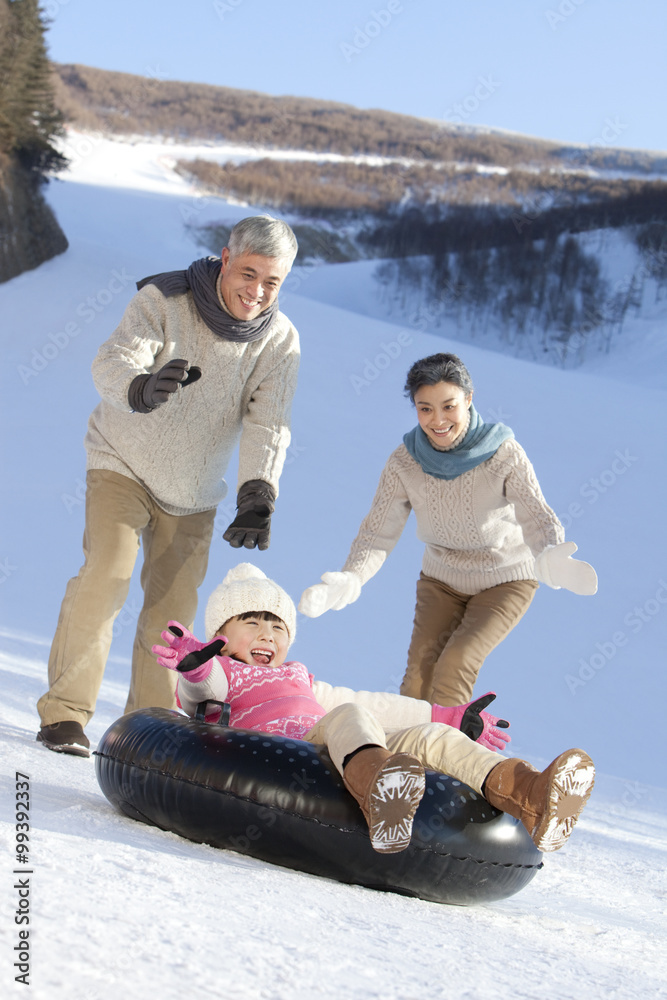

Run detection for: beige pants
[[401, 573, 538, 707], [38, 470, 216, 728], [305, 703, 501, 795]]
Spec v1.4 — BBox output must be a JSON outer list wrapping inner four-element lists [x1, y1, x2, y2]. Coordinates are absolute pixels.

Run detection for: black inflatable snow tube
[[94, 708, 543, 906]]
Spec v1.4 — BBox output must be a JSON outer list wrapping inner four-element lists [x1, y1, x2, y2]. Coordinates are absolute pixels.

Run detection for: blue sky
[[45, 0, 666, 152]]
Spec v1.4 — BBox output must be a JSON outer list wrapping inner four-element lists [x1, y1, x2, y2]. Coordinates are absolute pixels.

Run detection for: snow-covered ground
[[1, 132, 666, 999]]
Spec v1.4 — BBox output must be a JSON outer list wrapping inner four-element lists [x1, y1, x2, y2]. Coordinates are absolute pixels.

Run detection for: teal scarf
[[403, 404, 514, 480]]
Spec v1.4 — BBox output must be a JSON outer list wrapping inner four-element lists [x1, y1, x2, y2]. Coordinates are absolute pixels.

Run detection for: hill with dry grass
[[48, 62, 667, 367]]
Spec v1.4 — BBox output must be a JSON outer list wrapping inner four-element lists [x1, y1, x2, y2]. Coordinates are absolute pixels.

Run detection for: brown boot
[[483, 749, 595, 852], [343, 746, 425, 854]]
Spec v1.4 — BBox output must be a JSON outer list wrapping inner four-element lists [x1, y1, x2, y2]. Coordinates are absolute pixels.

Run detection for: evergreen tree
[[0, 0, 68, 282], [0, 0, 66, 174]]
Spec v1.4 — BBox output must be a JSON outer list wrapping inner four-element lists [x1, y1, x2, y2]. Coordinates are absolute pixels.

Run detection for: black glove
[[460, 693, 510, 742], [223, 479, 276, 551], [177, 639, 226, 673], [128, 359, 201, 413]]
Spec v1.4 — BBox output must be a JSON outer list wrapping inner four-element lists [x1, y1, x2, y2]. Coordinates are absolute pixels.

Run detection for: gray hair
[[404, 353, 474, 402], [227, 215, 298, 266]]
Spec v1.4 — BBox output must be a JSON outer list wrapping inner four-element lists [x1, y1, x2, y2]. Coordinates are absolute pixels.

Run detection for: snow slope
[[1, 133, 666, 1000]]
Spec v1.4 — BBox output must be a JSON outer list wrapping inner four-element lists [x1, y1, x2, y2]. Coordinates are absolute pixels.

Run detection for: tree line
[[176, 154, 667, 228]]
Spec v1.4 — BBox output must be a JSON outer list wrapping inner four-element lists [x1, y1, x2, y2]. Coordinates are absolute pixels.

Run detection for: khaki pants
[[401, 573, 538, 707], [305, 703, 501, 795], [38, 470, 216, 728]]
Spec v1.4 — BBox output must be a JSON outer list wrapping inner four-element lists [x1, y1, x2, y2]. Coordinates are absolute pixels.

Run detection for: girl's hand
[[152, 621, 208, 670], [176, 638, 226, 673], [432, 692, 511, 752]]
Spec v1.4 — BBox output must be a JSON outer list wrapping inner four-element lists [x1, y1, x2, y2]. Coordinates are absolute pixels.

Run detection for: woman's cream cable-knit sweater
[[84, 283, 300, 516], [342, 441, 564, 595]]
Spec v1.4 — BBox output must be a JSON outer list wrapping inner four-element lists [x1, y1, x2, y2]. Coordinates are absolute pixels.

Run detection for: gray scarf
[[136, 256, 279, 343]]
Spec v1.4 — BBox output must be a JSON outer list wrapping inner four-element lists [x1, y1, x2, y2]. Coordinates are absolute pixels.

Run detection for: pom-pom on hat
[[205, 563, 297, 644]]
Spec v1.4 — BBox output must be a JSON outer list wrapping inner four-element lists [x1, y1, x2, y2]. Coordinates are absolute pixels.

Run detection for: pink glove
[[152, 622, 225, 681], [432, 692, 511, 752], [152, 621, 206, 668]]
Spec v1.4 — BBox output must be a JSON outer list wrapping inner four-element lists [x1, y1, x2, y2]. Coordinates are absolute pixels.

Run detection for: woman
[[299, 353, 597, 707]]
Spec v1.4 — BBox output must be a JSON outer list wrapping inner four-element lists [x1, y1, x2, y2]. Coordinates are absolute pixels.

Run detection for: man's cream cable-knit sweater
[[85, 283, 300, 515], [342, 441, 564, 595]]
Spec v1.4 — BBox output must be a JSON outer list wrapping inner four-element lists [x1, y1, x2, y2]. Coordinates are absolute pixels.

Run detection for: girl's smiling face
[[414, 381, 472, 450], [217, 613, 289, 667]]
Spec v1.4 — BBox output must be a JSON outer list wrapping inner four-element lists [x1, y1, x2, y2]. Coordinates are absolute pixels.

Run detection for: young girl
[[153, 563, 595, 857]]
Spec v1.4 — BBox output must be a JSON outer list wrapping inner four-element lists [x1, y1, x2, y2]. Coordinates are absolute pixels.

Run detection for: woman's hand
[[535, 542, 598, 595], [298, 571, 362, 617]]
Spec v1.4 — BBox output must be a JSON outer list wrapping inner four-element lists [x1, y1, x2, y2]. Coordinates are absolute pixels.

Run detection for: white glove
[[298, 571, 362, 617], [534, 542, 598, 596]]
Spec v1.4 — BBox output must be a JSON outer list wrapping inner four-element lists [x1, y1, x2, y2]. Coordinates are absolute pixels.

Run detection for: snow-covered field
[[1, 132, 666, 999]]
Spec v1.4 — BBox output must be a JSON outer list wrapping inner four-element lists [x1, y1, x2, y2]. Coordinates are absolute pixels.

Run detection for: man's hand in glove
[[128, 359, 201, 413], [223, 480, 276, 550]]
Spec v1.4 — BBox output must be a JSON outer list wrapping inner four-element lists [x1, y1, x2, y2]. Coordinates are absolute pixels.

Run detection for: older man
[[37, 215, 300, 756]]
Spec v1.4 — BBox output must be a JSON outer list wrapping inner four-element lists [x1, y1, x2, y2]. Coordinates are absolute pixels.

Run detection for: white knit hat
[[204, 563, 297, 643]]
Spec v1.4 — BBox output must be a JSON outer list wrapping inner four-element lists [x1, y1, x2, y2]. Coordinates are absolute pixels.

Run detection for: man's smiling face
[[218, 248, 290, 321]]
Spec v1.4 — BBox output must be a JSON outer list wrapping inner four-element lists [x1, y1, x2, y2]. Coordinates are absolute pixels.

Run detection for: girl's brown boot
[[343, 746, 425, 854], [482, 749, 595, 852]]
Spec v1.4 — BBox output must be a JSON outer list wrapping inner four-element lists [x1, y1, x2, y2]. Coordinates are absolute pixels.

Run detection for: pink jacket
[[176, 655, 327, 738]]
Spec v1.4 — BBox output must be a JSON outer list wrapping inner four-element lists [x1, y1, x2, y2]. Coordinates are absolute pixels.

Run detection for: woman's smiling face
[[217, 613, 289, 667], [414, 381, 472, 450]]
